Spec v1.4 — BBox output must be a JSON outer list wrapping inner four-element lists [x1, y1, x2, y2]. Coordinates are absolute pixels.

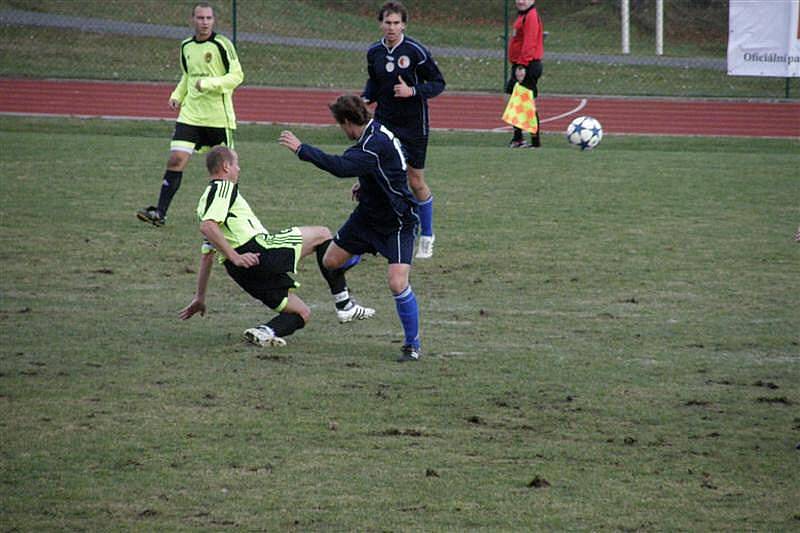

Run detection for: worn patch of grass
[[0, 116, 798, 530]]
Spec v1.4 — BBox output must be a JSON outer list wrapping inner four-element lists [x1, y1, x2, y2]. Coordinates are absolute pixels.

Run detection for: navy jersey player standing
[[279, 95, 423, 362], [362, 1, 445, 259]]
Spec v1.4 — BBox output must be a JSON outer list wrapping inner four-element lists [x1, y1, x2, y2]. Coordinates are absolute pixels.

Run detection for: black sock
[[530, 112, 542, 147], [512, 127, 523, 142], [156, 170, 183, 216], [266, 313, 305, 338], [315, 239, 349, 303]]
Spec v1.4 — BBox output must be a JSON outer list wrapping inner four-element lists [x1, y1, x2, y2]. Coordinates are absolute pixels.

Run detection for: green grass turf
[[1, 0, 797, 98], [1, 116, 799, 530]]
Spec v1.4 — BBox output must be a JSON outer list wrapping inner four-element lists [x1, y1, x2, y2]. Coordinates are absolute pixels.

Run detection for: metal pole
[[232, 0, 237, 46], [621, 0, 630, 54], [504, 0, 509, 90], [655, 0, 663, 56]]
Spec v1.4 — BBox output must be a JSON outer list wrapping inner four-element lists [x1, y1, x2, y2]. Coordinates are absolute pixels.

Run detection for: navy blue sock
[[393, 285, 420, 349], [156, 169, 182, 216]]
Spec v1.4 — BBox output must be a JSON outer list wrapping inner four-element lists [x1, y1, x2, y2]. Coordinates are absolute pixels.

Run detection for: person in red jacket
[[506, 0, 544, 148]]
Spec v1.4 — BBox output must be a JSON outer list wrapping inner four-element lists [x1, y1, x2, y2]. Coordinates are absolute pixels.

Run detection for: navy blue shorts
[[334, 211, 416, 265]]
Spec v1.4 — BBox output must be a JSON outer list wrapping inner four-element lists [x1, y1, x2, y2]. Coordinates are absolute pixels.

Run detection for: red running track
[[1, 78, 798, 138]]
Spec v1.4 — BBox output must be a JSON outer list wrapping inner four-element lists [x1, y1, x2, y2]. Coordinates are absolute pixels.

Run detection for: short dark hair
[[192, 2, 213, 16], [378, 1, 408, 23], [329, 95, 371, 126], [206, 146, 235, 174]]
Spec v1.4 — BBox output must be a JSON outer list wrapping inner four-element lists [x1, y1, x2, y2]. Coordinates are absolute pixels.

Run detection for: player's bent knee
[[388, 275, 409, 295], [322, 254, 345, 271], [387, 264, 411, 294], [167, 153, 190, 170]]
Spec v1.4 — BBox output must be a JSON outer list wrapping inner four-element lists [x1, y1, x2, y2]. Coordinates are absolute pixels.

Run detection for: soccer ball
[[566, 116, 603, 150]]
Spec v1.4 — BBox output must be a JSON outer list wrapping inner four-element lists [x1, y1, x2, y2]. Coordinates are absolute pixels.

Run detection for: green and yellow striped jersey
[[170, 32, 243, 129], [197, 179, 268, 261]]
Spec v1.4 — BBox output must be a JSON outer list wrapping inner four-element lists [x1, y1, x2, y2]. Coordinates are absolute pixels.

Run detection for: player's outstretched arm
[[281, 130, 371, 177], [180, 251, 214, 320]]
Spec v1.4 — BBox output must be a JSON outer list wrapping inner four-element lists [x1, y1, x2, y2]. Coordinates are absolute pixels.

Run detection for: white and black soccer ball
[[566, 116, 603, 150]]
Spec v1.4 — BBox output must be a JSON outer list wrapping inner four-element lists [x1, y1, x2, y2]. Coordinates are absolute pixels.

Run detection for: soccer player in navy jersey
[[137, 3, 243, 227], [279, 95, 423, 362], [362, 1, 445, 259]]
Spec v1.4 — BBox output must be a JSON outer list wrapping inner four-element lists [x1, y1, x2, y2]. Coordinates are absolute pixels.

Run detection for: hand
[[169, 98, 181, 111], [393, 77, 414, 98], [279, 130, 302, 153], [230, 251, 260, 268], [195, 79, 204, 92], [351, 182, 361, 202], [515, 66, 526, 83], [179, 298, 206, 320]]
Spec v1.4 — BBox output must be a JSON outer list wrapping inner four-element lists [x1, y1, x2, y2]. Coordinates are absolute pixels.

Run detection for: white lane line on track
[[491, 98, 588, 131]]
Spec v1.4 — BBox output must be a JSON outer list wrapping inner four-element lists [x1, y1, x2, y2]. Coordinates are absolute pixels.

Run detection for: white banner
[[727, 0, 800, 77]]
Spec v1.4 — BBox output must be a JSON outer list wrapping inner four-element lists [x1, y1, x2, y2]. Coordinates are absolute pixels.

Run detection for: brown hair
[[206, 146, 236, 174], [378, 1, 408, 23], [328, 95, 371, 126]]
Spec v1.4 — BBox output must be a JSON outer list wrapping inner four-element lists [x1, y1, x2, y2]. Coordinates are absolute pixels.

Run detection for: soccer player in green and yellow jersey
[[179, 147, 375, 347], [137, 2, 243, 227]]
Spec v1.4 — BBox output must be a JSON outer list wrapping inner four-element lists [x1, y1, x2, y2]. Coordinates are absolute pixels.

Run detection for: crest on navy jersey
[[385, 61, 395, 73], [398, 55, 410, 69]]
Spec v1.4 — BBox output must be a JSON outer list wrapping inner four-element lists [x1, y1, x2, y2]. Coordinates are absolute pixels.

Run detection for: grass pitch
[[1, 117, 798, 530]]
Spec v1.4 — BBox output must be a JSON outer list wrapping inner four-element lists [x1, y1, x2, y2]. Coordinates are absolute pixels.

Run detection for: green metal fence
[[0, 0, 796, 98]]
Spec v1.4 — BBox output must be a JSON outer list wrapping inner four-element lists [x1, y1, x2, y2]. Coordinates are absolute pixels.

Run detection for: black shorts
[[223, 236, 301, 311], [171, 122, 233, 154], [505, 60, 543, 97]]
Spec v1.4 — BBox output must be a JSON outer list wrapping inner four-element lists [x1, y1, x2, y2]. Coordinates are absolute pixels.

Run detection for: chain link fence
[[0, 0, 796, 98]]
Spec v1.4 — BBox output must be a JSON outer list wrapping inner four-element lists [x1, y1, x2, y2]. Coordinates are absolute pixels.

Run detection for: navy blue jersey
[[362, 35, 446, 139], [296, 119, 419, 233]]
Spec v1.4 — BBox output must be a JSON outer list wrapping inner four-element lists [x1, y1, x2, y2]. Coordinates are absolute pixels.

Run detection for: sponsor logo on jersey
[[205, 52, 213, 63], [398, 55, 410, 69]]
